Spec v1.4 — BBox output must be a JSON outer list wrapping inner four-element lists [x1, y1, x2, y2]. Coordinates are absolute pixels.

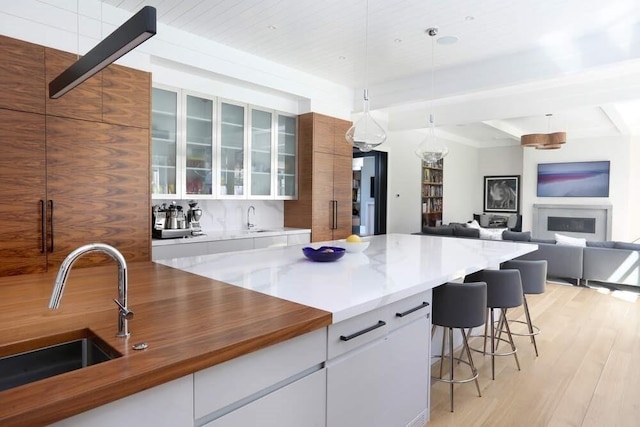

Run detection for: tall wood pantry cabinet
[[284, 112, 352, 242], [0, 35, 151, 276]]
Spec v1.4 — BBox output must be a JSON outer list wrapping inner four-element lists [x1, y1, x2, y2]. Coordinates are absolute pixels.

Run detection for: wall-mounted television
[[537, 161, 610, 197]]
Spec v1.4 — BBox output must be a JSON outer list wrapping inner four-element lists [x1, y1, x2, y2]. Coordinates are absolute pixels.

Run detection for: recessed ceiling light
[[394, 38, 402, 43], [338, 55, 347, 60], [437, 35, 459, 45], [465, 16, 475, 21], [267, 25, 277, 30]]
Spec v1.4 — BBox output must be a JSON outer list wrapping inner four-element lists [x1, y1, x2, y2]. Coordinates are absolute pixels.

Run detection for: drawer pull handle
[[340, 320, 386, 341], [396, 301, 430, 318]]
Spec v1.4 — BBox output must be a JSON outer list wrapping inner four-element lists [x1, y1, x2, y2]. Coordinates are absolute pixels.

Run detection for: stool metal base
[[505, 295, 541, 356], [466, 308, 520, 380], [431, 326, 481, 412]]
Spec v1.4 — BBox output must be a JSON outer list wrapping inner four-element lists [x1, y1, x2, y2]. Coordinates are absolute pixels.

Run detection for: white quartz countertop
[[152, 227, 310, 247], [156, 233, 536, 323]]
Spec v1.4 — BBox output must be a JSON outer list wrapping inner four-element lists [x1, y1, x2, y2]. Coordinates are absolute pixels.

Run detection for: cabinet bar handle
[[339, 320, 386, 341], [40, 200, 46, 253], [396, 301, 430, 318], [332, 200, 338, 230], [48, 200, 54, 252]]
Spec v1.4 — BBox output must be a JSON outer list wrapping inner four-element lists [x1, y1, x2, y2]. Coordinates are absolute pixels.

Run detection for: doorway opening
[[352, 150, 388, 236]]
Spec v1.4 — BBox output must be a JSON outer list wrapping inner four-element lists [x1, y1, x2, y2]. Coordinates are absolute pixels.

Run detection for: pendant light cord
[[364, 0, 370, 103], [429, 31, 435, 137], [76, 0, 80, 59]]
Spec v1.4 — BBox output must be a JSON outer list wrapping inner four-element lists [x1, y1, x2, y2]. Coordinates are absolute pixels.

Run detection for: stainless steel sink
[[0, 329, 121, 392]]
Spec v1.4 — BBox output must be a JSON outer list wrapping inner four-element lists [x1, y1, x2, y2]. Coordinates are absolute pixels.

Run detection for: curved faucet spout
[[49, 243, 132, 338], [247, 205, 256, 229]]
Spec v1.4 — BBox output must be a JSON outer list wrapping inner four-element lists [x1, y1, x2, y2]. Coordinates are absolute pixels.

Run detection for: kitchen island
[[0, 234, 534, 426], [159, 233, 536, 426]]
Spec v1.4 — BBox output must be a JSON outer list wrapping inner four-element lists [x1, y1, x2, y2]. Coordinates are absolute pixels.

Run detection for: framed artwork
[[537, 161, 610, 197], [483, 175, 520, 213]]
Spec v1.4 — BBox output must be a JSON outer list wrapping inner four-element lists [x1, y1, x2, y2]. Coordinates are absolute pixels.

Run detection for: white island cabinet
[[327, 291, 431, 427], [155, 234, 536, 426], [54, 329, 327, 427]]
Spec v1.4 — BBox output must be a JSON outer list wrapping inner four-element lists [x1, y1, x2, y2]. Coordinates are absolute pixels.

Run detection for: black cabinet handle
[[48, 200, 54, 252], [40, 200, 46, 253], [396, 301, 430, 318], [339, 320, 386, 341], [332, 200, 338, 230]]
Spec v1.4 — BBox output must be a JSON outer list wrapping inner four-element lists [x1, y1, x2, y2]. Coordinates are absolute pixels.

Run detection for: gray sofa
[[420, 225, 640, 287], [516, 242, 584, 285]]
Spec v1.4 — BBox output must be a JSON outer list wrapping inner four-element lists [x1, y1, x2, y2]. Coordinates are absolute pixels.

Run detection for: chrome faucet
[[49, 243, 133, 338], [247, 205, 256, 229]]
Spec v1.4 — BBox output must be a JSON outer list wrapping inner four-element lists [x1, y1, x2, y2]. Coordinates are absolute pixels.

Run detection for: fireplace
[[533, 204, 612, 241], [547, 217, 596, 234]]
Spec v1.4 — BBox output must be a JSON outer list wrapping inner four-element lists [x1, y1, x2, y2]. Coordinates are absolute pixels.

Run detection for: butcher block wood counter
[[0, 262, 331, 426]]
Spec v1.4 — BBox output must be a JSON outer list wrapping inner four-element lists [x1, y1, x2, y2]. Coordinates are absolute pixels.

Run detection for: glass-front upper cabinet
[[218, 101, 247, 197], [151, 87, 179, 197], [277, 114, 297, 199], [249, 108, 273, 197], [184, 93, 215, 197]]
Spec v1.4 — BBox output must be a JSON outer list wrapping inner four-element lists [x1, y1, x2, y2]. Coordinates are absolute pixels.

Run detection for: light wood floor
[[427, 282, 640, 427]]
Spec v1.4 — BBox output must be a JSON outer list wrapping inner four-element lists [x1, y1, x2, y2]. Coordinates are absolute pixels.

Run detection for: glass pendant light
[[416, 112, 448, 164], [415, 27, 448, 165], [345, 0, 387, 152]]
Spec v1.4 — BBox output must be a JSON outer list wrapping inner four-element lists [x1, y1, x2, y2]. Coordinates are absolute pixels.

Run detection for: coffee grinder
[[187, 200, 204, 235]]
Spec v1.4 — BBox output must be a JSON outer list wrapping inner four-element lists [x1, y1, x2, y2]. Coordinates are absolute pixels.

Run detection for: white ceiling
[[102, 0, 640, 146]]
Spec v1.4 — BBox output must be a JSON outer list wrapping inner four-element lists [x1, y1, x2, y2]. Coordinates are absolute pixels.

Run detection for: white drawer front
[[388, 290, 432, 330], [194, 328, 327, 419], [327, 305, 389, 360]]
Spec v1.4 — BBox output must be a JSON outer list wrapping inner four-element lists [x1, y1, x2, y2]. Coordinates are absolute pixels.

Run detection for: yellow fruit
[[346, 234, 362, 243]]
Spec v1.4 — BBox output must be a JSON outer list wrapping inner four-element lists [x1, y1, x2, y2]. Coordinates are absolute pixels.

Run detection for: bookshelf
[[421, 159, 443, 228]]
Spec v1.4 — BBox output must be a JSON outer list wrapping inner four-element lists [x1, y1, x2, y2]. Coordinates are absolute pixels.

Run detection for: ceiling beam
[[481, 120, 522, 141], [600, 104, 631, 135]]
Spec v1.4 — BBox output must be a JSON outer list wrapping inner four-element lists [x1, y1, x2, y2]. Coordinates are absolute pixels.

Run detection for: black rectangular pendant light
[[49, 6, 157, 99]]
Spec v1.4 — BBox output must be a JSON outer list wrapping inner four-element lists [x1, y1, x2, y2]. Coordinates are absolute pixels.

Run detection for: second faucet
[[247, 205, 256, 230]]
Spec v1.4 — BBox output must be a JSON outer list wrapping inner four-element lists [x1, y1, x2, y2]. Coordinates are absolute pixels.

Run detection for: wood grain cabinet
[[0, 36, 151, 276], [0, 35, 45, 114], [46, 117, 151, 269], [284, 112, 352, 242], [0, 109, 47, 275]]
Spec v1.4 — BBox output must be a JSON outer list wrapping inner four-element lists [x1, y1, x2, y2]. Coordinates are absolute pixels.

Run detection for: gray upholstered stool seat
[[431, 281, 487, 412], [501, 259, 547, 356], [465, 269, 524, 380]]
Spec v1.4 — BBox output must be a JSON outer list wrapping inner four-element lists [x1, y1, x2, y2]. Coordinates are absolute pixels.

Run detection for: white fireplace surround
[[532, 204, 613, 241]]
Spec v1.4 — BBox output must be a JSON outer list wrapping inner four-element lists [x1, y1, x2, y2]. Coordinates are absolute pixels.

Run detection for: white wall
[[441, 141, 481, 224], [383, 130, 422, 234], [629, 137, 640, 242], [384, 130, 480, 233], [521, 135, 632, 241]]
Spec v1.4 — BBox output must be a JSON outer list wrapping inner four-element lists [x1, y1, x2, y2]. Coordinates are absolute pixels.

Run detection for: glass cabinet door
[[250, 108, 273, 197], [151, 88, 178, 197], [185, 94, 215, 196], [277, 114, 297, 198], [219, 101, 246, 197]]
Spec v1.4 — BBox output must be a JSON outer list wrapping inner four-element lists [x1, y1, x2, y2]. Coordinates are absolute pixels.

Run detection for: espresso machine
[[152, 202, 193, 239], [187, 200, 204, 236]]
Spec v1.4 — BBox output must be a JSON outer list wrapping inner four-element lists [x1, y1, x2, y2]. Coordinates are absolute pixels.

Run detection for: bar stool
[[500, 259, 547, 356], [431, 281, 487, 412], [465, 270, 524, 380]]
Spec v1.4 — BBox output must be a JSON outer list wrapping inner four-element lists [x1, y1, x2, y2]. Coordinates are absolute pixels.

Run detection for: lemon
[[346, 234, 362, 243]]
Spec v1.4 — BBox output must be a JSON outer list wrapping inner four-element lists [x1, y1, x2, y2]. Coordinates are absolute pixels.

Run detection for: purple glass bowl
[[302, 246, 346, 262]]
